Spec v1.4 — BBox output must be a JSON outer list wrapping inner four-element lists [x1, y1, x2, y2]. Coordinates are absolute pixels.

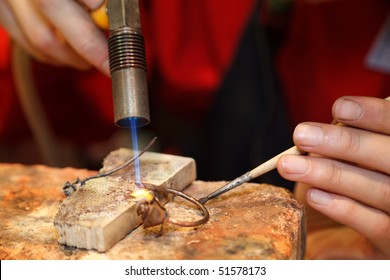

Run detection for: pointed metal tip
[[198, 197, 208, 205], [198, 172, 252, 205]]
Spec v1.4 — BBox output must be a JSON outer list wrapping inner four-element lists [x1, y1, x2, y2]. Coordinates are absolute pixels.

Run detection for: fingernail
[[308, 188, 332, 206], [83, 0, 104, 10], [334, 99, 363, 121], [294, 123, 324, 147], [281, 155, 309, 174]]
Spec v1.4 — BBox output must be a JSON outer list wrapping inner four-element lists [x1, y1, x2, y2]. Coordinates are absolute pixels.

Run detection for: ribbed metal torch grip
[[108, 27, 146, 73]]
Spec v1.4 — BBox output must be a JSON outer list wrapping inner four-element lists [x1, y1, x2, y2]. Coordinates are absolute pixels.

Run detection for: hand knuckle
[[381, 180, 390, 213], [371, 216, 390, 242], [340, 128, 361, 153], [337, 201, 357, 225], [383, 101, 390, 124], [29, 31, 57, 51], [325, 162, 343, 185], [78, 36, 106, 66], [79, 37, 95, 56]]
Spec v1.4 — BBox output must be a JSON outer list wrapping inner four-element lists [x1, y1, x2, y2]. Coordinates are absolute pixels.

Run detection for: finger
[[0, 0, 52, 63], [34, 0, 109, 75], [278, 155, 390, 214], [306, 188, 390, 257], [7, 0, 91, 69], [293, 122, 390, 174], [78, 0, 105, 10], [332, 96, 390, 135], [6, 0, 90, 69]]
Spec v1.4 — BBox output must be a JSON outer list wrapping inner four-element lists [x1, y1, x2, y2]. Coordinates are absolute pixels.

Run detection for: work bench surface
[[0, 163, 305, 259]]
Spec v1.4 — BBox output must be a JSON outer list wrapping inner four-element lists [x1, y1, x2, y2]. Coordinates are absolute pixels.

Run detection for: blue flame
[[130, 118, 141, 185]]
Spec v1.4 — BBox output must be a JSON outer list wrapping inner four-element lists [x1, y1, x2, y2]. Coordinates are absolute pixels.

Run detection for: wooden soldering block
[[54, 148, 196, 252]]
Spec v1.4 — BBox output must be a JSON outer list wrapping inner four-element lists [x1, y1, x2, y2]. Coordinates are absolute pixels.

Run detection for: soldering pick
[[198, 146, 303, 204]]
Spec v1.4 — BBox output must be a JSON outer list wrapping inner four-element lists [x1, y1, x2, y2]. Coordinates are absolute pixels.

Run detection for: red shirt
[[277, 0, 390, 126]]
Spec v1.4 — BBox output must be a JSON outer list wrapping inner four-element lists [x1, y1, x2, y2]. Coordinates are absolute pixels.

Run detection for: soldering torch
[[98, 0, 150, 128]]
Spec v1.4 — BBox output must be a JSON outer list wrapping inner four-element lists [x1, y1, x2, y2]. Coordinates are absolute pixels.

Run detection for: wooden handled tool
[[198, 146, 303, 204], [199, 96, 390, 205]]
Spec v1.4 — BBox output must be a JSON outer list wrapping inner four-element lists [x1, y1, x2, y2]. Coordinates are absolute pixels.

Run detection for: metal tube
[[107, 0, 150, 127]]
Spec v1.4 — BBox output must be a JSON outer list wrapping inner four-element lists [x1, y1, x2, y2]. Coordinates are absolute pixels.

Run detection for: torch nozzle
[[107, 0, 150, 128]]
